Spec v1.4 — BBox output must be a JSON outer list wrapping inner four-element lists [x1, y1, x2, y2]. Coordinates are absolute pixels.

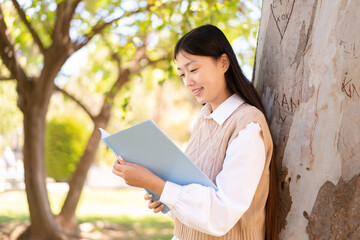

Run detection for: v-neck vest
[[174, 103, 273, 240]]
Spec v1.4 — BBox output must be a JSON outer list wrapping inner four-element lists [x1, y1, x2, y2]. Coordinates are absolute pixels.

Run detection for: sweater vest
[[174, 103, 273, 240]]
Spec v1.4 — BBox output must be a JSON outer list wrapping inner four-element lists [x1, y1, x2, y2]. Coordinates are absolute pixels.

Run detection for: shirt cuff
[[160, 181, 182, 208]]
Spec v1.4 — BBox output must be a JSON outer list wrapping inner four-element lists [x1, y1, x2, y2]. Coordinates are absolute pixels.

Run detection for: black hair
[[174, 24, 266, 116]]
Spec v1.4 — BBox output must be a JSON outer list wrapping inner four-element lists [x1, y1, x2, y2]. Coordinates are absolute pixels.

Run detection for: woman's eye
[[179, 74, 185, 78], [190, 68, 198, 73]]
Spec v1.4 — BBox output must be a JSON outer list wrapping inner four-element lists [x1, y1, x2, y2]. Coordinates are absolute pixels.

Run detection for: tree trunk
[[57, 120, 109, 231], [253, 0, 360, 239], [57, 68, 131, 230], [22, 95, 65, 239], [17, 47, 70, 239]]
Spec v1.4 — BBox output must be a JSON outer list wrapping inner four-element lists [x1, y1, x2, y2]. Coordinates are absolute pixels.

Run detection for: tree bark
[[1, 3, 69, 238], [22, 88, 65, 240], [1, 0, 157, 238], [253, 0, 360, 239]]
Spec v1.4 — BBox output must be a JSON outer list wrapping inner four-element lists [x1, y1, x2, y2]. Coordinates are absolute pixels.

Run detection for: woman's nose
[[183, 75, 194, 87]]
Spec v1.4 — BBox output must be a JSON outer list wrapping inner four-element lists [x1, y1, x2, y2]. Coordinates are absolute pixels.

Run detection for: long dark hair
[[174, 24, 265, 115], [174, 24, 279, 240]]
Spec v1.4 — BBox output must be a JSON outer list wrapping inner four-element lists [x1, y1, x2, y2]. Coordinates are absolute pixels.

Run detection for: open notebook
[[99, 119, 218, 213]]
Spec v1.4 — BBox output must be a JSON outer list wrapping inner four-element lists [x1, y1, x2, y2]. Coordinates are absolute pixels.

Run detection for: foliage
[[0, 82, 22, 135], [0, 0, 262, 237], [1, 0, 262, 147], [45, 116, 90, 181], [63, 0, 263, 154]]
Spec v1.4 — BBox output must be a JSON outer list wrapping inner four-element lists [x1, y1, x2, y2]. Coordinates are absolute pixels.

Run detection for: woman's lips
[[192, 87, 203, 96]]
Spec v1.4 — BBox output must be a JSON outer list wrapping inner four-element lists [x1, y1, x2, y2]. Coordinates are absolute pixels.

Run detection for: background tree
[[253, 0, 360, 239], [0, 0, 261, 239]]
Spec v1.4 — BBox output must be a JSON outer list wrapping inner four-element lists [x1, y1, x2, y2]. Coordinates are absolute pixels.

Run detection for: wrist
[[147, 175, 165, 196]]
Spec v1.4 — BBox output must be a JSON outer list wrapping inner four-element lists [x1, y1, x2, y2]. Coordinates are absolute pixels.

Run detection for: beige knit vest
[[174, 103, 273, 240]]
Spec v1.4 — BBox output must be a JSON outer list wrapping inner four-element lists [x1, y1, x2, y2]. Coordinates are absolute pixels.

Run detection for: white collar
[[200, 94, 245, 126]]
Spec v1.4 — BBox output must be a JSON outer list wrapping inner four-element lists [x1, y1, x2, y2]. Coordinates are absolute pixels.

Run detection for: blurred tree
[[0, 81, 22, 135], [45, 116, 90, 182], [0, 0, 260, 239]]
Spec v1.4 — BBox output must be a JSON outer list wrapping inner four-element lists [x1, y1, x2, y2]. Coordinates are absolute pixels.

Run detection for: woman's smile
[[192, 87, 204, 96], [176, 51, 231, 111]]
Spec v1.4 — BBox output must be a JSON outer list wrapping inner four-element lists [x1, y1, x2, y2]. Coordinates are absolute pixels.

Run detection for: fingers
[[112, 168, 123, 178], [116, 157, 136, 168], [153, 203, 165, 213], [112, 159, 127, 177], [148, 199, 164, 213], [117, 156, 126, 164], [148, 199, 158, 209], [144, 193, 152, 200], [113, 159, 127, 171]]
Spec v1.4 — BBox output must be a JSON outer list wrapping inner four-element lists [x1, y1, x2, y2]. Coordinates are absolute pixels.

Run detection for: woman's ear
[[219, 53, 230, 72]]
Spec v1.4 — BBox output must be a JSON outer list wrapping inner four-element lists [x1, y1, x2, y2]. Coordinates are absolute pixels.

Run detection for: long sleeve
[[160, 122, 266, 237]]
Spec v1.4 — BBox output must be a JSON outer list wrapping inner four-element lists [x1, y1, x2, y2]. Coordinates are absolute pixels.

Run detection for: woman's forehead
[[176, 51, 212, 65]]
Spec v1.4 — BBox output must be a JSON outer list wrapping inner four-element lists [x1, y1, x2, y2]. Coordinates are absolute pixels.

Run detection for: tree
[[0, 0, 167, 238], [253, 0, 360, 239], [0, 81, 22, 135], [0, 0, 259, 239]]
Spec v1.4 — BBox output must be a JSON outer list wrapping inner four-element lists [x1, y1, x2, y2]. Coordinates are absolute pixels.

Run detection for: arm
[[159, 122, 266, 237]]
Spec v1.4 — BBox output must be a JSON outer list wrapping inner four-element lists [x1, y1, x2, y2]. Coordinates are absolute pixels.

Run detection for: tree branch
[[61, 0, 82, 39], [74, 6, 149, 50], [0, 5, 27, 84], [51, 0, 75, 46], [148, 56, 168, 66], [0, 76, 15, 81], [128, 34, 168, 73], [54, 85, 95, 120], [68, 0, 82, 23], [11, 0, 46, 54]]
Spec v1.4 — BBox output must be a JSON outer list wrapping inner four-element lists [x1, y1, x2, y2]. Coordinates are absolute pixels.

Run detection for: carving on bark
[[270, 0, 296, 40]]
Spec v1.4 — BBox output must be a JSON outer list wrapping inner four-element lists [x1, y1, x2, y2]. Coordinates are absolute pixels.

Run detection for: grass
[[0, 187, 174, 240]]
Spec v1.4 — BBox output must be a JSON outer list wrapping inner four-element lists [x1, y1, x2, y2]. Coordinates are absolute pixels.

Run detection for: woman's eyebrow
[[177, 60, 197, 70]]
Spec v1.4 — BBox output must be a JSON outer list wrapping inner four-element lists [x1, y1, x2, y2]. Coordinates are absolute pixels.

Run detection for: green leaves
[[45, 116, 90, 181], [0, 82, 22, 135], [1, 0, 261, 141]]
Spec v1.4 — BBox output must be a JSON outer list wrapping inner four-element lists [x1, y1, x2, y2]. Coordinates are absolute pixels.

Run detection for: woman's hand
[[112, 157, 165, 195], [144, 193, 165, 214]]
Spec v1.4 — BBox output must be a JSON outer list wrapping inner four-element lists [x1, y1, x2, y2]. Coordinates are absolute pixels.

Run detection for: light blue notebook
[[99, 119, 218, 213]]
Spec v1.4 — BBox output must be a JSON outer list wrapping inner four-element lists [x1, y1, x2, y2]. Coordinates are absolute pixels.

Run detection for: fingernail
[[149, 194, 153, 198]]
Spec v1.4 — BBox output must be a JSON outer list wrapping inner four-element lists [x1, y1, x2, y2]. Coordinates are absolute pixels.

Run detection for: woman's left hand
[[144, 193, 165, 214], [112, 157, 165, 195]]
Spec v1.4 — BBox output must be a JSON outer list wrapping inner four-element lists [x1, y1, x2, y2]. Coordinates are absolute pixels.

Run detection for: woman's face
[[176, 51, 231, 112]]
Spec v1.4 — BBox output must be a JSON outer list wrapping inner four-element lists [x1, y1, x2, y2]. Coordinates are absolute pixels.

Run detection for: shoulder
[[230, 103, 267, 127], [227, 104, 273, 150]]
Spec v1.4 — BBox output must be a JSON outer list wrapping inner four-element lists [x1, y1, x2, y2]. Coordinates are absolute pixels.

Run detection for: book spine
[[103, 139, 120, 157]]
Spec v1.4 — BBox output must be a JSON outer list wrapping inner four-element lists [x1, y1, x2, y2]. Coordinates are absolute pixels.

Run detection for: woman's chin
[[195, 97, 205, 105]]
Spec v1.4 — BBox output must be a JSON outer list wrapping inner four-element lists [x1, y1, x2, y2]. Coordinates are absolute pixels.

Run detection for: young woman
[[112, 24, 278, 240]]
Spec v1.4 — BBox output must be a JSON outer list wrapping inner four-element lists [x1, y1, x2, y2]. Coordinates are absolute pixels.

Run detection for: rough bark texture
[[253, 0, 360, 239], [305, 174, 360, 240]]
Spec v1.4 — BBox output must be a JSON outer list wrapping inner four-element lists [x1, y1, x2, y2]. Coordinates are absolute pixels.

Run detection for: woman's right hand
[[144, 193, 165, 214]]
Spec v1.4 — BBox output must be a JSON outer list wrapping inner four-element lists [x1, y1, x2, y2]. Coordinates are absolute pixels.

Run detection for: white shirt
[[159, 94, 266, 239]]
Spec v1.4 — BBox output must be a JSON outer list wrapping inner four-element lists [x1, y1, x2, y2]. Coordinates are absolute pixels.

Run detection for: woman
[[112, 24, 278, 240]]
